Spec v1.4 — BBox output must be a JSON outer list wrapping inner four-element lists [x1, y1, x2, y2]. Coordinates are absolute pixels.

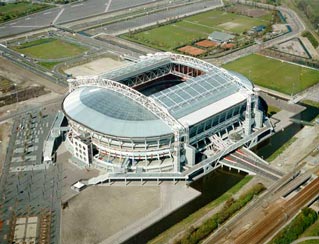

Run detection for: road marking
[[10, 25, 45, 28], [52, 8, 64, 24], [104, 0, 112, 12], [25, 17, 31, 20], [9, 22, 17, 25], [43, 11, 52, 15], [71, 3, 83, 7]]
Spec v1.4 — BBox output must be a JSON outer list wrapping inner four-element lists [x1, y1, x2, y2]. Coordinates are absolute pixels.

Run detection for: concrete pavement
[[0, 0, 157, 38]]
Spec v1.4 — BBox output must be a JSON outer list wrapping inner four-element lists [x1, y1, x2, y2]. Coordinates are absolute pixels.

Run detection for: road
[[0, 45, 66, 85], [89, 0, 222, 36], [291, 236, 319, 244], [0, 0, 159, 38]]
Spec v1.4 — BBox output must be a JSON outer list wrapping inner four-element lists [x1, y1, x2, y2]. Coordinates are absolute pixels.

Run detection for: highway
[[0, 0, 159, 38], [91, 0, 222, 36]]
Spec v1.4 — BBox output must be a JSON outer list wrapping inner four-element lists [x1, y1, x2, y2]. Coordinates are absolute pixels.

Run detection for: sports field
[[13, 38, 88, 59], [223, 54, 319, 95], [122, 9, 272, 51]]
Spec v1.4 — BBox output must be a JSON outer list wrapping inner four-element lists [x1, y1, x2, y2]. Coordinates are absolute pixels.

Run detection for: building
[[62, 53, 272, 182], [208, 31, 235, 43]]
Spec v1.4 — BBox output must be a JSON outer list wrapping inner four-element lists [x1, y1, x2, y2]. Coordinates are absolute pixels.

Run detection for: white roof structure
[[64, 53, 253, 138]]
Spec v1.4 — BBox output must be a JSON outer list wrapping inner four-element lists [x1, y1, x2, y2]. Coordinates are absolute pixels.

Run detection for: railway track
[[232, 177, 319, 244]]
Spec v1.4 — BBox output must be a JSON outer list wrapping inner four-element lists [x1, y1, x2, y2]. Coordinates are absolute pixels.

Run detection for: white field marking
[[10, 25, 45, 28], [104, 0, 112, 12], [43, 11, 52, 15], [52, 8, 64, 24], [71, 3, 83, 7], [9, 22, 17, 25]]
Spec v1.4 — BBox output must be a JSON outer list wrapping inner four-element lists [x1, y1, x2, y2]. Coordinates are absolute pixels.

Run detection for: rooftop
[[64, 53, 254, 137], [208, 31, 235, 43]]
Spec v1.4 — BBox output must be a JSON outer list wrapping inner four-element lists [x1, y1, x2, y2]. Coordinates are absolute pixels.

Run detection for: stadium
[[62, 52, 273, 181]]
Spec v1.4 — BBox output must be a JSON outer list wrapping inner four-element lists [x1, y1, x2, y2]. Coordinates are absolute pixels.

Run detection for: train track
[[231, 177, 319, 244]]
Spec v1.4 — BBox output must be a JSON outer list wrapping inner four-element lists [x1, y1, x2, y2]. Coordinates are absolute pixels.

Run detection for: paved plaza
[[0, 104, 62, 244]]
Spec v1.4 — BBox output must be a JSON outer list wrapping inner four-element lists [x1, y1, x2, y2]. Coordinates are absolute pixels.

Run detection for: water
[[125, 168, 246, 244], [254, 103, 319, 159]]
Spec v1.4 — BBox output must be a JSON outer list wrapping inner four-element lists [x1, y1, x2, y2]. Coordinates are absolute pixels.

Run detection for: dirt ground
[[272, 124, 319, 172], [178, 45, 206, 56], [64, 57, 128, 77], [0, 57, 66, 94], [196, 40, 219, 48], [227, 5, 269, 18], [0, 121, 12, 176], [61, 185, 160, 244]]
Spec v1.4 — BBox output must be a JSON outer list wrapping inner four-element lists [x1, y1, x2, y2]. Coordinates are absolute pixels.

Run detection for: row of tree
[[174, 183, 266, 244], [269, 207, 318, 244], [297, 0, 319, 31]]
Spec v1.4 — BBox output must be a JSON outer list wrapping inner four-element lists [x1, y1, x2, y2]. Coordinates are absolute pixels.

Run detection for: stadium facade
[[62, 53, 273, 182]]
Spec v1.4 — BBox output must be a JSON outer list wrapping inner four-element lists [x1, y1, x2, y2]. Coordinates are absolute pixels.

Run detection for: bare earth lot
[[61, 186, 160, 244], [64, 57, 128, 77]]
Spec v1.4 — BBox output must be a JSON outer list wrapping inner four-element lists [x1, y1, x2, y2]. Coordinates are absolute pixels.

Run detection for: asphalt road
[[0, 0, 156, 38], [94, 0, 222, 35]]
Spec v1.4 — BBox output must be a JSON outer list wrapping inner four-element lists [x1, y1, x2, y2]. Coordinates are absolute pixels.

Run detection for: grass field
[[13, 38, 88, 59], [223, 54, 319, 95], [122, 9, 272, 51], [38, 61, 61, 70], [0, 2, 50, 23]]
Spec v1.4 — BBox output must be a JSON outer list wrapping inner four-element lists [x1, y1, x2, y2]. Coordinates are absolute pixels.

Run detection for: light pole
[[14, 83, 18, 103]]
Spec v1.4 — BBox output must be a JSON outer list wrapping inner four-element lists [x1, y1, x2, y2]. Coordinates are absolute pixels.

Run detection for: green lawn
[[185, 10, 271, 34], [13, 38, 88, 59], [301, 218, 319, 238], [298, 240, 319, 244], [223, 54, 319, 95], [0, 2, 50, 23], [38, 61, 61, 70], [122, 9, 272, 51]]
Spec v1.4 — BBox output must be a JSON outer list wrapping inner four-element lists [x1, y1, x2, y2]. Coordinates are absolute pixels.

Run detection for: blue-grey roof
[[208, 31, 235, 42], [63, 86, 173, 138], [151, 72, 240, 118]]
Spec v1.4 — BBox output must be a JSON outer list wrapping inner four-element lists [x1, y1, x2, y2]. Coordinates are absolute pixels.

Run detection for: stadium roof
[[63, 86, 173, 138], [65, 53, 254, 136], [151, 72, 242, 119]]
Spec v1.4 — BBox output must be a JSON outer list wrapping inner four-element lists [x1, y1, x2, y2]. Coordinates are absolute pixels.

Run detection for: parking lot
[[0, 104, 62, 244]]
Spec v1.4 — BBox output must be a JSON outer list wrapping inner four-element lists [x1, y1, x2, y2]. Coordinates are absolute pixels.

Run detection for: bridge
[[221, 148, 284, 181]]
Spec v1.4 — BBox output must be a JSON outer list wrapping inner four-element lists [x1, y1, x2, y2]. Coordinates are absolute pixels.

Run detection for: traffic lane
[[108, 0, 156, 12], [0, 8, 59, 38], [56, 0, 107, 24], [103, 1, 220, 34], [56, 0, 157, 24]]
